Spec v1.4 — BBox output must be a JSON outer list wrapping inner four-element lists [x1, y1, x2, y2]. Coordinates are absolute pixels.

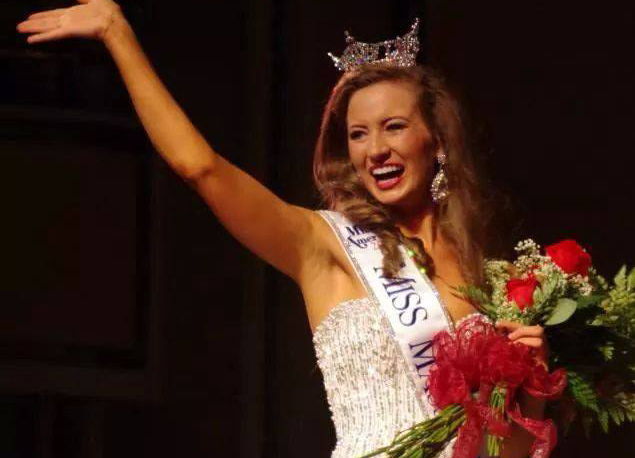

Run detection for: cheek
[[347, 143, 365, 169], [402, 135, 432, 167]]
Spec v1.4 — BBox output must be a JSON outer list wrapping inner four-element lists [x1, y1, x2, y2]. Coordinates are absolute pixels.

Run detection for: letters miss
[[373, 267, 429, 327]]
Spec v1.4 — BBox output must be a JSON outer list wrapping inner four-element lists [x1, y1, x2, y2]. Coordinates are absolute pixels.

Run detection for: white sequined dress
[[313, 297, 454, 458]]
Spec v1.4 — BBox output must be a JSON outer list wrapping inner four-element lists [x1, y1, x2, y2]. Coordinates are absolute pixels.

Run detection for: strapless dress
[[313, 297, 456, 458]]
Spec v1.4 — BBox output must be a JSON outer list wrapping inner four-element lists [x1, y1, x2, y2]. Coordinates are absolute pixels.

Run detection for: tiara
[[327, 18, 420, 72]]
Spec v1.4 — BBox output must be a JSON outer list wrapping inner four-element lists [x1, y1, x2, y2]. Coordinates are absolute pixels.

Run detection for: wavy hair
[[313, 64, 502, 286]]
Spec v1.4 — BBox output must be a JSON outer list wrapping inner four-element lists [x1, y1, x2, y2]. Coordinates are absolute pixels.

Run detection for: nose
[[368, 132, 391, 164]]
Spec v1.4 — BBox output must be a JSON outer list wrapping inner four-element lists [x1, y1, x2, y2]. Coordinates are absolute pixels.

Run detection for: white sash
[[318, 210, 454, 418]]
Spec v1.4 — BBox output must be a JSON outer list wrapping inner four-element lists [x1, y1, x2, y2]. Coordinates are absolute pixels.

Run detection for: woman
[[17, 2, 548, 457]]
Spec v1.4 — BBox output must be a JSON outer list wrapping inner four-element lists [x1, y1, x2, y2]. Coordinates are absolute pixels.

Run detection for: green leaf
[[577, 294, 605, 310], [614, 266, 627, 287], [598, 409, 609, 433], [625, 401, 635, 422], [532, 277, 557, 308], [545, 298, 577, 325], [607, 403, 626, 425], [567, 371, 599, 412], [454, 285, 497, 318], [598, 343, 615, 361], [627, 267, 635, 290], [455, 285, 488, 305]]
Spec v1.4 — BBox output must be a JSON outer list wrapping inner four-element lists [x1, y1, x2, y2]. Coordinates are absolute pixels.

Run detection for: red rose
[[506, 276, 539, 310], [545, 239, 592, 276]]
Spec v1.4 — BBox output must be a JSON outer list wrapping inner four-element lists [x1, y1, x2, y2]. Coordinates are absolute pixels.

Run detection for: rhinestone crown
[[328, 18, 420, 72]]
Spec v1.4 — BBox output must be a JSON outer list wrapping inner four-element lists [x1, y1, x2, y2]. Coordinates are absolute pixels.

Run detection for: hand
[[496, 320, 548, 367], [17, 0, 121, 44]]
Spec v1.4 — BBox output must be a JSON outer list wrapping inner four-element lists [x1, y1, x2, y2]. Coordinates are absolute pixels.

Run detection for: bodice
[[313, 297, 431, 458]]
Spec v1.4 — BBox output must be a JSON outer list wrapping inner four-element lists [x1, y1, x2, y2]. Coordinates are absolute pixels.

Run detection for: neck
[[392, 203, 438, 251]]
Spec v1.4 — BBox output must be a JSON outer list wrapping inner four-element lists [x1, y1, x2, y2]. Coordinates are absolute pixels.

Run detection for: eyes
[[349, 122, 406, 140], [349, 130, 364, 140], [387, 122, 406, 133]]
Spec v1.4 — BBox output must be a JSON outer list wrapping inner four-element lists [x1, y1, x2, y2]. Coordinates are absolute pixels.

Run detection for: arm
[[17, 0, 325, 282]]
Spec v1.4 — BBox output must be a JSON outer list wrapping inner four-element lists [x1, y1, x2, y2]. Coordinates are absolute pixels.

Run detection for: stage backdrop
[[0, 1, 633, 457]]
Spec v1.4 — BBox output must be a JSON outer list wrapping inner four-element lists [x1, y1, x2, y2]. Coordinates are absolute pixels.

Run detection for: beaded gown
[[313, 297, 456, 458]]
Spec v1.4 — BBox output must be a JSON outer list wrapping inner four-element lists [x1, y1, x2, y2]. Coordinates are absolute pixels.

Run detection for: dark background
[[0, 0, 634, 457]]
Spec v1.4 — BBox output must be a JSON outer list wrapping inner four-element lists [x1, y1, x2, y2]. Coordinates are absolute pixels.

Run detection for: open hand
[[496, 320, 548, 367], [17, 0, 121, 44]]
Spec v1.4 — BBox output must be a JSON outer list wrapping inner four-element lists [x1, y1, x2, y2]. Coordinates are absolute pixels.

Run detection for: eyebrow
[[348, 116, 409, 130]]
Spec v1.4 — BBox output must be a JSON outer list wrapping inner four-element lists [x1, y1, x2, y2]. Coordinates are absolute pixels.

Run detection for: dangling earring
[[430, 150, 450, 203]]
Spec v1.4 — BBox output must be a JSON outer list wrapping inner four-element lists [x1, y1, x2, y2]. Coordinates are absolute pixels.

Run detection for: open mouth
[[370, 164, 405, 190]]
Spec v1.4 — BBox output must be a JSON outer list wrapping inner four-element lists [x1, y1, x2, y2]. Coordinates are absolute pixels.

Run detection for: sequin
[[313, 297, 456, 458]]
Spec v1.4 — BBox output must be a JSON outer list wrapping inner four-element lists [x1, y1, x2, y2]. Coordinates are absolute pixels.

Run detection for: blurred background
[[0, 0, 633, 457]]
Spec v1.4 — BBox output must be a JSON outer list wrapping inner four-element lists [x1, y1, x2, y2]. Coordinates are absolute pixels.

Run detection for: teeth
[[371, 165, 403, 176]]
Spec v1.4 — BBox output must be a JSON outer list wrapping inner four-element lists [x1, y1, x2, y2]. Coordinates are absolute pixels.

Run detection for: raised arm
[[17, 0, 328, 282]]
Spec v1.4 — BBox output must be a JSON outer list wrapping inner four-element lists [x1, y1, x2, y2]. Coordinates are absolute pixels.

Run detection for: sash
[[318, 210, 454, 418]]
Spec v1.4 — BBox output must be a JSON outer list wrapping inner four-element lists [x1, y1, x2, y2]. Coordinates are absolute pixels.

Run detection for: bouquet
[[363, 239, 635, 458]]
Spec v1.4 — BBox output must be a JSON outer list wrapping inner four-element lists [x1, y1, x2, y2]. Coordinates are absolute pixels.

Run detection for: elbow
[[171, 152, 217, 186], [182, 163, 215, 187]]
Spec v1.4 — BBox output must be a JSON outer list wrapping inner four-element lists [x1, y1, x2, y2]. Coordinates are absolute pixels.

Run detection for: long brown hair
[[313, 64, 501, 286]]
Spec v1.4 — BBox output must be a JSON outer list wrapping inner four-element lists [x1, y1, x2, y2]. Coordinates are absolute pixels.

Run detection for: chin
[[362, 173, 428, 209], [370, 187, 410, 208], [370, 184, 427, 212]]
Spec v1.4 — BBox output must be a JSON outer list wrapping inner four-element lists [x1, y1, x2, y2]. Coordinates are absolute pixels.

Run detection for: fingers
[[26, 29, 68, 44], [513, 337, 544, 348], [496, 320, 544, 337], [17, 17, 61, 34], [496, 320, 548, 367], [496, 320, 545, 342], [495, 320, 523, 333], [508, 325, 544, 341], [27, 9, 67, 20]]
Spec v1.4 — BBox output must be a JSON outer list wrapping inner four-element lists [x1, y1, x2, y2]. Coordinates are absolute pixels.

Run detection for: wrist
[[101, 5, 130, 47]]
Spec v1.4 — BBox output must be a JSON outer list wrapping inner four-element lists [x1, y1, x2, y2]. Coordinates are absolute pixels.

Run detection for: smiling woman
[[16, 3, 547, 458]]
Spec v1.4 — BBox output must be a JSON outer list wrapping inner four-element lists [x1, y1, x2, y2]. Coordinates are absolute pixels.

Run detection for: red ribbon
[[428, 315, 567, 458]]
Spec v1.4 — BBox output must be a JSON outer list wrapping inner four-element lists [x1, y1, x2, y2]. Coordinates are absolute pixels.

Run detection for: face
[[346, 80, 437, 212]]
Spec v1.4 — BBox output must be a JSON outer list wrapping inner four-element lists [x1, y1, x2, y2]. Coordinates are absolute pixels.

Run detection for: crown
[[327, 18, 420, 72]]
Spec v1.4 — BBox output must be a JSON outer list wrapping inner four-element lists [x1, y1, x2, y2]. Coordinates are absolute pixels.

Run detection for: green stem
[[485, 385, 507, 458], [360, 404, 466, 458]]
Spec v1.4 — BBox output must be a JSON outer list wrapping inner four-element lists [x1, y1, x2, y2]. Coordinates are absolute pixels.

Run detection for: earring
[[430, 151, 449, 203]]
